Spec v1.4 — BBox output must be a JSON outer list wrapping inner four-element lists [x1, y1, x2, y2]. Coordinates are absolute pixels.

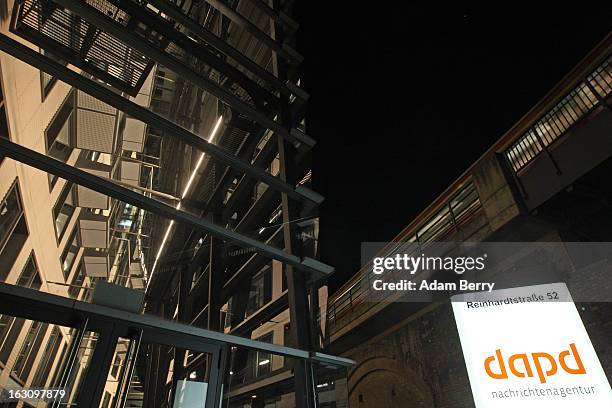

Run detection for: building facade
[[0, 0, 349, 407]]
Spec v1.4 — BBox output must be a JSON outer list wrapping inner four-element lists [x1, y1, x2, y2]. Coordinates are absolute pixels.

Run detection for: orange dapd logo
[[484, 343, 586, 384]]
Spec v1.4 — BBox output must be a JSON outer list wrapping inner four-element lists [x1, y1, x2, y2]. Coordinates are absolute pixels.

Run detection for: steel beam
[[0, 283, 354, 366], [245, 0, 299, 32], [277, 136, 317, 408], [75, 321, 119, 407], [0, 33, 317, 204], [144, 0, 307, 102], [203, 0, 303, 64], [53, 0, 310, 150], [113, 0, 280, 110], [229, 291, 288, 336], [0, 137, 333, 276]]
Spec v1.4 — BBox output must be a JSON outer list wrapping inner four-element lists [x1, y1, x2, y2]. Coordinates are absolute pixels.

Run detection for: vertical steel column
[[74, 322, 120, 407], [208, 161, 226, 333], [171, 263, 194, 398], [206, 345, 229, 408], [277, 137, 317, 408], [272, 1, 317, 405], [143, 301, 173, 407]]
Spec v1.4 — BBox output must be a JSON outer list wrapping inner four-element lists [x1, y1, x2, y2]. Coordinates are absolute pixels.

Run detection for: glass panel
[[40, 49, 64, 98], [0, 183, 23, 252], [0, 316, 25, 365], [16, 254, 42, 290], [253, 333, 273, 378], [63, 330, 99, 406], [53, 182, 76, 241], [246, 267, 272, 317], [314, 364, 349, 408], [97, 337, 132, 408], [61, 228, 80, 280], [46, 92, 75, 188], [68, 262, 86, 299], [31, 326, 62, 387], [11, 321, 48, 381]]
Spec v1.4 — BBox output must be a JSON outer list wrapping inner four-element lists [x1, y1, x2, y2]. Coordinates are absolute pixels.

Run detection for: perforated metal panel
[[83, 248, 109, 278], [75, 156, 111, 209], [122, 117, 145, 153], [78, 90, 117, 114], [76, 185, 109, 210], [75, 90, 117, 153], [79, 212, 109, 248], [120, 160, 141, 186], [11, 0, 154, 95]]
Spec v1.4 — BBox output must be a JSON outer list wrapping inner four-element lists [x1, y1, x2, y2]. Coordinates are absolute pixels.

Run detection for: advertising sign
[[451, 283, 612, 407]]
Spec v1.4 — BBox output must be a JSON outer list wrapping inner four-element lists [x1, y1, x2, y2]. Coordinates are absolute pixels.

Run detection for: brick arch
[[347, 356, 434, 408]]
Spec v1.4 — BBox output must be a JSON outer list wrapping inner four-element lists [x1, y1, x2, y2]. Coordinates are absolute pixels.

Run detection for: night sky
[[293, 5, 612, 292]]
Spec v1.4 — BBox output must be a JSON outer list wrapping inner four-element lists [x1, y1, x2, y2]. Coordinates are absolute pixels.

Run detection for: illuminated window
[[254, 333, 273, 378]]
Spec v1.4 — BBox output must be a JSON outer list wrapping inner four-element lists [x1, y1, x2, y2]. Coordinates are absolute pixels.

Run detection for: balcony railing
[[505, 55, 612, 173]]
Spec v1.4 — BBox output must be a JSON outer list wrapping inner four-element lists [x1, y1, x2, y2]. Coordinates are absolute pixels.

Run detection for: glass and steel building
[[0, 1, 350, 407]]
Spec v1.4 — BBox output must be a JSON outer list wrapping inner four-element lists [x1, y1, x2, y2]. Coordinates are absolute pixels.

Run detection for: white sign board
[[451, 283, 612, 408], [172, 380, 208, 408]]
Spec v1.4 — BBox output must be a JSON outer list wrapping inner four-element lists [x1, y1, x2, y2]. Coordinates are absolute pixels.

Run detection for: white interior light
[[181, 117, 223, 199], [148, 116, 223, 284]]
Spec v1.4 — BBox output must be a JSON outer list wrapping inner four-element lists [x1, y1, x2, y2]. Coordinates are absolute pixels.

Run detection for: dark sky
[[293, 5, 612, 292]]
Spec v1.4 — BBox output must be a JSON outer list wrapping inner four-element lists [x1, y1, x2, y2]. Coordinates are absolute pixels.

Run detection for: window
[[46, 91, 75, 189], [0, 255, 41, 365], [254, 333, 273, 378], [11, 321, 48, 381], [101, 391, 112, 408], [246, 266, 272, 317], [53, 182, 76, 241], [40, 49, 66, 99], [17, 254, 42, 289], [110, 354, 121, 378], [0, 314, 24, 364], [31, 326, 62, 387], [60, 228, 80, 280], [48, 341, 68, 388], [68, 262, 85, 299], [0, 182, 28, 281]]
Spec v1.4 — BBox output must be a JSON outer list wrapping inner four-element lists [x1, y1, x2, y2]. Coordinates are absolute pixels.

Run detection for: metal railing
[[326, 181, 481, 338], [505, 55, 612, 173]]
